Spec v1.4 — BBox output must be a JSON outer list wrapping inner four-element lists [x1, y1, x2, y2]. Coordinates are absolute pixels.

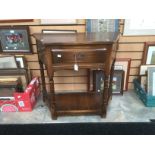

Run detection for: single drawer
[[52, 47, 109, 64]]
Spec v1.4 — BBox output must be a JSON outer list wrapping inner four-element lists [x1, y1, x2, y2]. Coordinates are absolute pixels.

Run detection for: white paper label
[[57, 54, 62, 58], [74, 64, 78, 71]]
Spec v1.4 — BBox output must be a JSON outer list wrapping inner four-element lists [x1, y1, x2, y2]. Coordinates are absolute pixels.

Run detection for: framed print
[[112, 70, 124, 95], [147, 67, 155, 96], [114, 58, 131, 90], [123, 19, 155, 35], [142, 42, 155, 65], [42, 29, 77, 34], [86, 19, 119, 32], [140, 65, 155, 75], [93, 70, 104, 93], [15, 56, 27, 68], [0, 26, 32, 54], [0, 56, 17, 69], [40, 19, 77, 25]]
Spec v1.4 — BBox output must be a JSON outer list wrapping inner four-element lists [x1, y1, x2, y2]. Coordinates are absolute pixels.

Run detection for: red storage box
[[0, 77, 40, 112], [14, 77, 40, 112], [0, 100, 18, 112]]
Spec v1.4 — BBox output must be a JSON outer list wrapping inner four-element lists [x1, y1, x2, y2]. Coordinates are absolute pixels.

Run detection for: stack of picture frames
[[0, 55, 31, 99], [0, 25, 33, 99], [139, 42, 155, 96], [92, 58, 131, 95]]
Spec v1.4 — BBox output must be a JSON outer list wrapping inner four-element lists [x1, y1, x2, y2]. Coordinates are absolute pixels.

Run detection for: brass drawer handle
[[96, 48, 107, 51], [75, 53, 85, 59]]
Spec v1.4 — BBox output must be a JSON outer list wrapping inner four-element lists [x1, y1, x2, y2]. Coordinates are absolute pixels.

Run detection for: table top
[[33, 32, 119, 45]]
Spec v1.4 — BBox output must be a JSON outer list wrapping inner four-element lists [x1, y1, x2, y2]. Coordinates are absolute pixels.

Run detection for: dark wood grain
[[33, 32, 119, 119], [33, 32, 119, 45]]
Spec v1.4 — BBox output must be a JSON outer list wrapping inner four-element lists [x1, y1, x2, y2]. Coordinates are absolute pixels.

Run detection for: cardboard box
[[0, 100, 18, 112], [14, 77, 40, 112], [0, 77, 40, 112]]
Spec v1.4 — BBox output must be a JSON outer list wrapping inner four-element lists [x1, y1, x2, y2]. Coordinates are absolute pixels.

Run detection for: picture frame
[[0, 77, 20, 98], [86, 19, 119, 32], [139, 65, 155, 75], [0, 75, 28, 90], [0, 26, 32, 54], [0, 69, 30, 89], [93, 70, 104, 93], [0, 56, 18, 69], [112, 70, 124, 95], [0, 19, 33, 23], [147, 67, 155, 96], [142, 42, 155, 65], [42, 29, 77, 34], [114, 58, 131, 90], [139, 75, 147, 91], [15, 56, 27, 68], [40, 19, 77, 25], [123, 19, 155, 36]]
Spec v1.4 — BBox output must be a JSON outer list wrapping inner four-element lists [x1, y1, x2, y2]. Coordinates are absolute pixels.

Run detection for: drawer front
[[52, 47, 110, 64]]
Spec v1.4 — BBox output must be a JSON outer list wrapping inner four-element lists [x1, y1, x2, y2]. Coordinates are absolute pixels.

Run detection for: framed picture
[[86, 19, 119, 32], [40, 19, 77, 25], [123, 19, 155, 35], [0, 26, 32, 54], [15, 56, 27, 68], [42, 29, 77, 34], [112, 70, 124, 95], [142, 42, 155, 65], [114, 58, 131, 90], [139, 65, 155, 75], [93, 70, 104, 93], [147, 67, 155, 96], [0, 56, 17, 69]]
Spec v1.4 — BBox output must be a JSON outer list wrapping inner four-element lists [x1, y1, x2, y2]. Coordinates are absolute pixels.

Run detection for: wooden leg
[[109, 60, 115, 100], [49, 77, 57, 120], [101, 104, 107, 118], [87, 69, 90, 92], [101, 72, 109, 117], [39, 60, 47, 102]]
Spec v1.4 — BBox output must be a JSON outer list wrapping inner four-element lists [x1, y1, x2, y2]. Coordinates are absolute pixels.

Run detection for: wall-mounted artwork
[[124, 19, 155, 35], [0, 26, 32, 54], [86, 19, 119, 32]]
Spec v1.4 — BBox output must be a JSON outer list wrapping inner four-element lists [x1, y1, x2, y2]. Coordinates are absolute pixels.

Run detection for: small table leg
[[39, 60, 47, 102], [101, 72, 109, 117], [49, 77, 57, 120]]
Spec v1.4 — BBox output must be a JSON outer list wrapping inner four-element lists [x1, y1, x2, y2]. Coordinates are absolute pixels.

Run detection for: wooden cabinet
[[33, 32, 119, 120]]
